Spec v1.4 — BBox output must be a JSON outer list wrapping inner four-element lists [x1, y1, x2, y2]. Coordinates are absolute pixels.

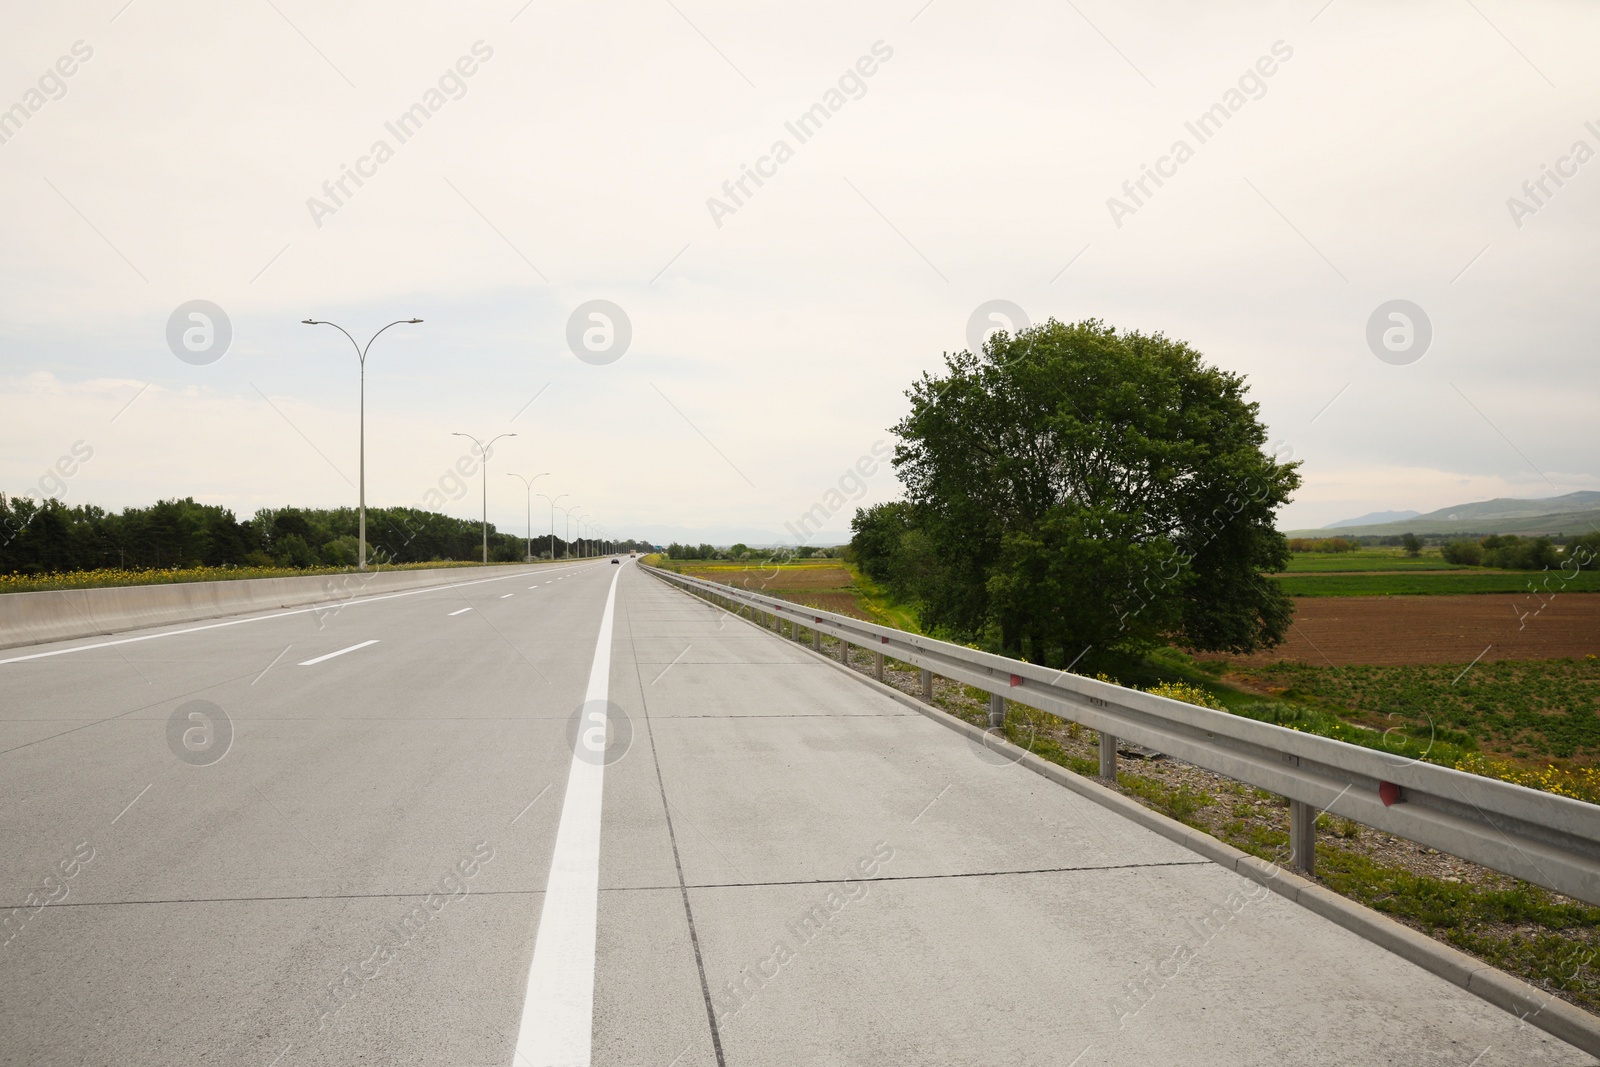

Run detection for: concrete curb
[[659, 576, 1600, 1058], [0, 561, 569, 651]]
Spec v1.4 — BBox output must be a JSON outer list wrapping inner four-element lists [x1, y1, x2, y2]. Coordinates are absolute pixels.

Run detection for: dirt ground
[[1232, 593, 1600, 666], [677, 562, 853, 592]]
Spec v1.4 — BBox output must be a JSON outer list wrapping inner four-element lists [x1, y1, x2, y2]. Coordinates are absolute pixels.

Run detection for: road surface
[[1, 560, 1592, 1065]]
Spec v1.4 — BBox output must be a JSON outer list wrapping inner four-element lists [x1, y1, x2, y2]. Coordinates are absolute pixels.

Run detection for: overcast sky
[[3, 0, 1596, 545]]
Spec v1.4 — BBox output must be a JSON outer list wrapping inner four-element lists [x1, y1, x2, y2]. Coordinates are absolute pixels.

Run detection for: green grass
[[1274, 570, 1600, 596], [1315, 849, 1600, 1012], [1281, 550, 1471, 572], [1231, 658, 1600, 763], [850, 570, 922, 632], [1095, 648, 1482, 766]]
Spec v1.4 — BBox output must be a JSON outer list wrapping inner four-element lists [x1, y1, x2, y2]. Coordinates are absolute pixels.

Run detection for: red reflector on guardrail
[[1379, 781, 1403, 807]]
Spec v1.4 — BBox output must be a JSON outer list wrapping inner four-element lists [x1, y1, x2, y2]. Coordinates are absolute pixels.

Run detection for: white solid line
[[449, 607, 473, 616], [297, 639, 379, 666], [513, 563, 624, 1066], [0, 568, 546, 667]]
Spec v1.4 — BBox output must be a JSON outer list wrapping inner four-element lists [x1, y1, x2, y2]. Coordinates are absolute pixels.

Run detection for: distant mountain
[[1326, 509, 1419, 529], [1288, 491, 1600, 538]]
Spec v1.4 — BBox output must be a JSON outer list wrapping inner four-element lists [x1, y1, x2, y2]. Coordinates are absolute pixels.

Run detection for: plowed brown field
[[1230, 593, 1600, 666]]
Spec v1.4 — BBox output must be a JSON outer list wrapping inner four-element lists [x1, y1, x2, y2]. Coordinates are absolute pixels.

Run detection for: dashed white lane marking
[[297, 640, 380, 666], [448, 607, 473, 616], [501, 593, 515, 599], [512, 562, 625, 1066]]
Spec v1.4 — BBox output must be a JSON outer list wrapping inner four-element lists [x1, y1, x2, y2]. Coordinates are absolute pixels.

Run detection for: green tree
[[1401, 532, 1422, 557], [272, 534, 315, 569], [875, 318, 1299, 661]]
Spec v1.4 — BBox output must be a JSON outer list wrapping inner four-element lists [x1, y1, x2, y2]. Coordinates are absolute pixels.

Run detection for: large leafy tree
[[871, 318, 1298, 662]]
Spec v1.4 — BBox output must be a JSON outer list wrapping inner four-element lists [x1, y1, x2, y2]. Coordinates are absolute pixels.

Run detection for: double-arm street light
[[452, 431, 517, 563], [537, 492, 567, 560], [506, 472, 549, 561], [300, 317, 423, 570]]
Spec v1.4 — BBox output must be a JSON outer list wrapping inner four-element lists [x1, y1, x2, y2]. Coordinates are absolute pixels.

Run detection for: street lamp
[[562, 506, 582, 560], [537, 492, 567, 560], [452, 431, 517, 563], [506, 472, 548, 561], [300, 317, 423, 570]]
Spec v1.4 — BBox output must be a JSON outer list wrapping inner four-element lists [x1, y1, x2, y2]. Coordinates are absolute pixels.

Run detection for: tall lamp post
[[300, 317, 423, 570], [562, 506, 582, 560], [537, 492, 567, 560], [452, 431, 517, 563], [506, 472, 548, 561]]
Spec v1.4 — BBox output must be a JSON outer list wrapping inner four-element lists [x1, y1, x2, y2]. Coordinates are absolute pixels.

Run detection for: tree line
[[0, 495, 651, 574], [663, 543, 842, 561], [1441, 533, 1600, 571]]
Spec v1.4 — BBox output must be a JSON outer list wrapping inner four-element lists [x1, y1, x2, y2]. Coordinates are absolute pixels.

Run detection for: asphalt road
[[1, 560, 1593, 1066]]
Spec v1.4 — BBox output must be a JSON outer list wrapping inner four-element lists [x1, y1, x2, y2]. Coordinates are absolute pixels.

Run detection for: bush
[[318, 536, 366, 567], [1482, 535, 1559, 570], [1441, 540, 1482, 565], [1566, 533, 1600, 571]]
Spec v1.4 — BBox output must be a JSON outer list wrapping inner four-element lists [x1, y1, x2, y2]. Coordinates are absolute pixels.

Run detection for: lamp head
[[301, 319, 319, 325], [407, 318, 423, 324]]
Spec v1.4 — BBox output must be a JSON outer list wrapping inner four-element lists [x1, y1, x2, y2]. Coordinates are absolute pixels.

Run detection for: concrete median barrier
[[0, 565, 542, 650]]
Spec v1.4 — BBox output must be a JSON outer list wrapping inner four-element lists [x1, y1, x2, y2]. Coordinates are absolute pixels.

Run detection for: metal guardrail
[[649, 565, 1600, 907]]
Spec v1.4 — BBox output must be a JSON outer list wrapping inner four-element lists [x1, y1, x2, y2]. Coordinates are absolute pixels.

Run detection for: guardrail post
[[874, 651, 884, 681], [988, 692, 1005, 728], [812, 625, 821, 651], [1099, 732, 1117, 780], [1290, 799, 1317, 875], [920, 669, 933, 701], [839, 637, 849, 664]]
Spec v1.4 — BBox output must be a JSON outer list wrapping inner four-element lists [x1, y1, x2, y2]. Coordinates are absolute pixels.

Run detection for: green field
[[1229, 658, 1600, 764], [1281, 550, 1470, 572], [1273, 570, 1600, 596]]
